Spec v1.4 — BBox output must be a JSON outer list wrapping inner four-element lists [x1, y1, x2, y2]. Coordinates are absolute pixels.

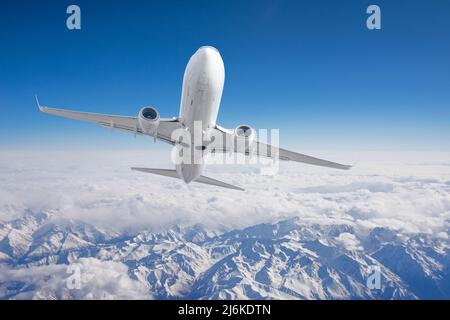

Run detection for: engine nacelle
[[234, 125, 255, 154], [138, 107, 160, 134]]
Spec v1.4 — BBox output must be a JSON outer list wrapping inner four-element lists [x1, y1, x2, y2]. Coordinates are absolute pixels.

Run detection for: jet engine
[[138, 107, 160, 134], [234, 125, 255, 153]]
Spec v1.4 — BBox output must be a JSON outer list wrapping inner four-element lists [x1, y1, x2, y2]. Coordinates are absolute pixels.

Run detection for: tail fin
[[131, 167, 244, 191]]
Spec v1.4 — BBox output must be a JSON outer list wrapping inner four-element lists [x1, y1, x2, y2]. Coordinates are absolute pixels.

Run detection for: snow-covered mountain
[[0, 211, 448, 300], [1, 150, 449, 299]]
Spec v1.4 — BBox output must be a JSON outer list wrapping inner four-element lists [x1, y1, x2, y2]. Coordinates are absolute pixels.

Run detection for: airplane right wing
[[36, 96, 183, 146]]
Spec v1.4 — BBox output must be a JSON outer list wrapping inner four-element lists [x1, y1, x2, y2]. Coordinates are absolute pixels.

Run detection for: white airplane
[[37, 46, 351, 191]]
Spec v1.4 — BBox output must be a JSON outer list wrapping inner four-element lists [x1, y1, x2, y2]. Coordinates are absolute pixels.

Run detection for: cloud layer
[[0, 150, 449, 238], [0, 149, 449, 299], [0, 257, 149, 299]]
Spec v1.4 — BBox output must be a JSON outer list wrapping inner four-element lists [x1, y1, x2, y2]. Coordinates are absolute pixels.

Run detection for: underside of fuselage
[[176, 46, 225, 183]]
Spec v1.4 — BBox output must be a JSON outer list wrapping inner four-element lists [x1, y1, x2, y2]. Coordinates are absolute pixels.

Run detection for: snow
[[0, 150, 448, 299]]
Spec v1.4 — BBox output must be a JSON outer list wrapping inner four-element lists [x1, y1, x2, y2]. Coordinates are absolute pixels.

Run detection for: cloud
[[0, 150, 449, 238], [0, 258, 151, 299], [335, 232, 363, 251]]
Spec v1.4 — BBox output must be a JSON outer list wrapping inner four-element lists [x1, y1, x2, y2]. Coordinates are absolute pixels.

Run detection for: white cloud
[[0, 150, 449, 238], [336, 232, 363, 251], [0, 258, 151, 299]]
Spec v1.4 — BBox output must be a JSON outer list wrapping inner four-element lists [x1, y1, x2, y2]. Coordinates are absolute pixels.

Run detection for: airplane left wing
[[36, 96, 182, 146], [209, 125, 352, 170]]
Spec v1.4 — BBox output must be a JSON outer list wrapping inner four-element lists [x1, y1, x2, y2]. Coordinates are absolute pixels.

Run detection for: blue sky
[[1, 0, 449, 151]]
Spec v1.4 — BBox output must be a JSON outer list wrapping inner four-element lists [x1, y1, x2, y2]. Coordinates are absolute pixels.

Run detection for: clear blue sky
[[1, 0, 449, 151]]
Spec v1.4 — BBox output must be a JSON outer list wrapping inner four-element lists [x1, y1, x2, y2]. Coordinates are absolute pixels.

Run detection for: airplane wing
[[36, 96, 182, 145], [209, 125, 352, 170]]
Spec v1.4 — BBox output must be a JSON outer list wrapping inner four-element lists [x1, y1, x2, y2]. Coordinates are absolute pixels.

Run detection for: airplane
[[37, 46, 351, 191]]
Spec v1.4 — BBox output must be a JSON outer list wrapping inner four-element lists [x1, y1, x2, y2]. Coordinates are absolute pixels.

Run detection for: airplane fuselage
[[176, 46, 225, 183]]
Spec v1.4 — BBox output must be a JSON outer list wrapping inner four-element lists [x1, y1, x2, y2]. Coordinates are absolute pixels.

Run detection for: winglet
[[35, 95, 45, 112]]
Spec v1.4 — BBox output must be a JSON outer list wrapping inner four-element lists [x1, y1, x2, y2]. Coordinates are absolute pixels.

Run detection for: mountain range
[[0, 211, 448, 299]]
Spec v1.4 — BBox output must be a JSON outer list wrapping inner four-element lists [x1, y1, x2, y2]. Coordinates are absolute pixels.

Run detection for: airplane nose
[[198, 46, 220, 55], [196, 46, 222, 63], [194, 46, 224, 76]]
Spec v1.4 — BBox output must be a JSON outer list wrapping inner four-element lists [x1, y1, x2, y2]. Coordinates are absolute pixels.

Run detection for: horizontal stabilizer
[[195, 175, 245, 191], [131, 167, 244, 191], [131, 168, 179, 179]]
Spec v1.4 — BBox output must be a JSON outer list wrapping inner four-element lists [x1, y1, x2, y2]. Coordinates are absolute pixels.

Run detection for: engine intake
[[138, 107, 160, 134], [234, 125, 255, 153]]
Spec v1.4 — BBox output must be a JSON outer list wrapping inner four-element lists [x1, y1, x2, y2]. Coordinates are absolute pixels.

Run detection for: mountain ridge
[[0, 211, 448, 299]]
